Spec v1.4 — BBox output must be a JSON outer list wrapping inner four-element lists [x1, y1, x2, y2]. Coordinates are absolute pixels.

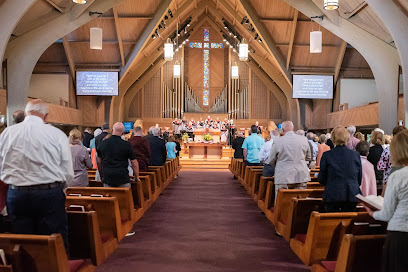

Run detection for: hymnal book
[[90, 194, 103, 197], [68, 205, 85, 212], [356, 194, 384, 211]]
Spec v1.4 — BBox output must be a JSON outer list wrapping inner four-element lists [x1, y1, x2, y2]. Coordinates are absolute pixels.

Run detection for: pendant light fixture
[[73, 0, 86, 3], [231, 62, 239, 79], [164, 38, 174, 61], [90, 27, 102, 50], [173, 23, 180, 78], [310, 30, 322, 53], [324, 0, 339, 10], [239, 38, 248, 61], [173, 60, 181, 78]]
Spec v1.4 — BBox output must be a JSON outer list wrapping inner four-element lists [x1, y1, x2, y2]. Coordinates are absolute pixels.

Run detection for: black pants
[[262, 164, 275, 177], [323, 202, 357, 212], [382, 231, 408, 272], [7, 186, 69, 251], [244, 161, 261, 167]]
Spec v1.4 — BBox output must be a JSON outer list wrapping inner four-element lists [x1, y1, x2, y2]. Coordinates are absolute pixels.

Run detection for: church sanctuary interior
[[0, 0, 408, 271]]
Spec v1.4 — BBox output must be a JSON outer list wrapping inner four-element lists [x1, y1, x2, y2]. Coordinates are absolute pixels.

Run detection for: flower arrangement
[[182, 133, 189, 142], [203, 133, 213, 142]]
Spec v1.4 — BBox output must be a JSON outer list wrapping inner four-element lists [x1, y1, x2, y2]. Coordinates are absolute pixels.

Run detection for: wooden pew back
[[67, 211, 105, 266], [0, 233, 93, 272], [65, 196, 121, 240], [66, 188, 134, 223]]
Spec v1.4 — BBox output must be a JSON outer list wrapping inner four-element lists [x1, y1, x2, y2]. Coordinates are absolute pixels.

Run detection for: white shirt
[[374, 166, 408, 232], [0, 115, 74, 186], [259, 138, 276, 163]]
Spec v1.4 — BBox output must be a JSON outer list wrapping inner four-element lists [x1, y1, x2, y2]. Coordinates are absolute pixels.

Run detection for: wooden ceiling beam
[[62, 36, 76, 82], [120, 0, 192, 80], [238, 0, 292, 85], [276, 43, 341, 47], [100, 15, 153, 20], [113, 7, 125, 66], [260, 18, 311, 22], [69, 0, 97, 20], [334, 40, 347, 83], [286, 9, 298, 70], [344, 1, 368, 19], [42, 0, 65, 13]]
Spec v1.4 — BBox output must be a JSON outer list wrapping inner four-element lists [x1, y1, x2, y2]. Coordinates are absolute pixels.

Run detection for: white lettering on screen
[[292, 75, 333, 99], [76, 71, 118, 96]]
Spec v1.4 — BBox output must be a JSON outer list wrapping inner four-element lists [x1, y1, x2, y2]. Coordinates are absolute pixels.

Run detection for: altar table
[[187, 143, 223, 159]]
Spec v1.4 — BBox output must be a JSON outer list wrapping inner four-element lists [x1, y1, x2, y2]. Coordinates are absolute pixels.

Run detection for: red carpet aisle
[[96, 170, 308, 272]]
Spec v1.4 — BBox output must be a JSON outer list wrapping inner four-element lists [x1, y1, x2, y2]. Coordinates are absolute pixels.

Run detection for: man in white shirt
[[259, 130, 280, 177], [0, 99, 73, 250]]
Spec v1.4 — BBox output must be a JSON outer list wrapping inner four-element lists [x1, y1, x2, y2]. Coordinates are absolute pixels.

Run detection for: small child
[[356, 141, 377, 196]]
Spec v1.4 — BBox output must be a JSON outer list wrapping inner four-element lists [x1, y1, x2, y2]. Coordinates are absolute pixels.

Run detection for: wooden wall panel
[[128, 88, 143, 118], [143, 70, 161, 118], [251, 72, 268, 120], [269, 92, 283, 119], [97, 100, 105, 125], [327, 103, 379, 128], [46, 103, 82, 126], [311, 100, 332, 130], [188, 47, 203, 95], [78, 96, 98, 127]]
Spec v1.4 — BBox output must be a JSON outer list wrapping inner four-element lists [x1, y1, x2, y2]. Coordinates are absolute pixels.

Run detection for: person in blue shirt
[[242, 125, 265, 166], [166, 136, 177, 159]]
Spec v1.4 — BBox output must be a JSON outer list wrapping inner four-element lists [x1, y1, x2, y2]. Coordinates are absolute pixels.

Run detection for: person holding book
[[318, 126, 362, 212], [356, 141, 377, 196], [365, 130, 408, 272]]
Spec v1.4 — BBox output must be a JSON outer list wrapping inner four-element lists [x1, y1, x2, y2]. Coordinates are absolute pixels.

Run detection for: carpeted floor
[[96, 170, 309, 272]]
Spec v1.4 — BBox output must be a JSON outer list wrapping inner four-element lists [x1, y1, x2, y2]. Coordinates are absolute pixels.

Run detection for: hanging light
[[310, 30, 322, 53], [173, 61, 181, 78], [73, 0, 86, 3], [239, 38, 248, 61], [231, 62, 239, 79], [164, 38, 174, 61], [324, 0, 339, 10], [90, 27, 102, 50]]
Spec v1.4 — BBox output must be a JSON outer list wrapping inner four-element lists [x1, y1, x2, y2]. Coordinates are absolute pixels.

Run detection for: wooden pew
[[148, 166, 166, 190], [269, 189, 324, 225], [277, 198, 324, 241], [139, 171, 159, 199], [242, 166, 263, 189], [312, 232, 386, 272], [257, 177, 274, 211], [307, 182, 324, 189], [67, 187, 136, 225], [65, 196, 129, 242], [0, 233, 94, 272], [290, 211, 371, 265], [67, 210, 108, 265]]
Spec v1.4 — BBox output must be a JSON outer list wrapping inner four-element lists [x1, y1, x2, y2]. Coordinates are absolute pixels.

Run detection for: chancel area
[[0, 0, 408, 271]]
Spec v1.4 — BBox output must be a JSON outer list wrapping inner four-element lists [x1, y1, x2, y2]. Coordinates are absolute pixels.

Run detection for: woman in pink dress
[[356, 141, 377, 196]]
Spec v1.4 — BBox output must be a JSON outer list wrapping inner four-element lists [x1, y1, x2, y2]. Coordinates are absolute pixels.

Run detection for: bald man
[[97, 122, 140, 187]]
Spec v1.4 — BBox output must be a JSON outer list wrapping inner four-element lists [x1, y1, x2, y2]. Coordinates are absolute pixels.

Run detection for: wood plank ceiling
[[24, 0, 391, 80]]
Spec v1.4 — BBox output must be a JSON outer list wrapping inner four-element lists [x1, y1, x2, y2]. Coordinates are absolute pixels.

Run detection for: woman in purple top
[[69, 129, 93, 187]]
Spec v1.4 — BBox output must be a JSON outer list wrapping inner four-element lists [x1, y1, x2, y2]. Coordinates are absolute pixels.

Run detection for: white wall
[[340, 79, 377, 109], [29, 74, 69, 105]]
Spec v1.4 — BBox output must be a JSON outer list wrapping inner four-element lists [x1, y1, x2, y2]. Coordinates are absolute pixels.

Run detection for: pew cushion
[[294, 234, 307, 244], [101, 232, 114, 244], [321, 261, 336, 272], [69, 260, 85, 272]]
